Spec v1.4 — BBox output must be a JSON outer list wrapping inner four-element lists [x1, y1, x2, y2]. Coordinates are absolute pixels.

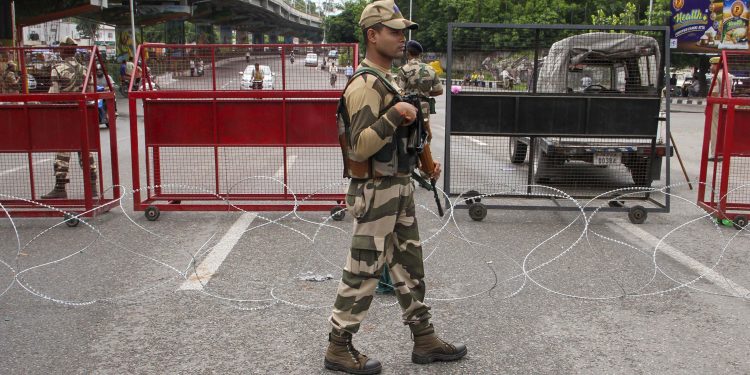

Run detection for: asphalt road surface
[[0, 77, 748, 374]]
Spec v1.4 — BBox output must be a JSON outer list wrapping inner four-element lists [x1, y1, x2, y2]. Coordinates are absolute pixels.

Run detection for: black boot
[[324, 330, 382, 374], [90, 173, 98, 198]]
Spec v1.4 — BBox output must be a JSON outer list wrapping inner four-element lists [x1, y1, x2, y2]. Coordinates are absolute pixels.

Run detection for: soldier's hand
[[430, 162, 442, 180], [394, 102, 417, 126]]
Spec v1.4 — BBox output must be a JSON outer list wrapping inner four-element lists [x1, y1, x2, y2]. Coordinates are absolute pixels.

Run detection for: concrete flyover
[[13, 0, 323, 40]]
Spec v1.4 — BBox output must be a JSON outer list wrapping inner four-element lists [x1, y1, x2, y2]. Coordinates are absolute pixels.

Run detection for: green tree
[[76, 18, 100, 41]]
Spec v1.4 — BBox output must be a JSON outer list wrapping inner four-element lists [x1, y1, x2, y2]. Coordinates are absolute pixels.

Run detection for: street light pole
[[648, 0, 654, 25], [129, 0, 138, 59], [408, 0, 412, 41]]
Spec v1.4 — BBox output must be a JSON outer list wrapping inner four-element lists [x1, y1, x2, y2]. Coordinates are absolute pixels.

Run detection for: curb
[[669, 98, 706, 106]]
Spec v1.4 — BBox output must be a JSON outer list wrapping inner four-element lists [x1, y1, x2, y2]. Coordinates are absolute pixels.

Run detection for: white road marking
[[274, 155, 297, 180], [180, 212, 258, 290], [467, 136, 488, 146], [607, 219, 750, 297], [0, 158, 52, 177]]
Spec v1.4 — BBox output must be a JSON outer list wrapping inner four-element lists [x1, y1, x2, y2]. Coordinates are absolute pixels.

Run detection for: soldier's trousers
[[53, 152, 97, 184], [329, 176, 431, 335]]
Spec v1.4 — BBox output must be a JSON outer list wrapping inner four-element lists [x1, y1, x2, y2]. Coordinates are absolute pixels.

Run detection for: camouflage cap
[[359, 0, 418, 30], [60, 36, 77, 46]]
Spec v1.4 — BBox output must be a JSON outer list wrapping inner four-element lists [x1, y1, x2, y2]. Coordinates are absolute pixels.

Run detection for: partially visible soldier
[[397, 39, 443, 142], [41, 37, 98, 199], [1, 61, 21, 93], [326, 1, 465, 374]]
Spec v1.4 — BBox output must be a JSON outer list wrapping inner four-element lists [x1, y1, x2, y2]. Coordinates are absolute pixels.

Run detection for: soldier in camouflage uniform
[[398, 40, 443, 133], [325, 1, 466, 374], [1, 61, 20, 94], [41, 37, 98, 200]]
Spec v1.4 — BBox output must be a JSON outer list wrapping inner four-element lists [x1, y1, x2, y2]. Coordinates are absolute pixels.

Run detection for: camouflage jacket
[[339, 58, 416, 178], [49, 57, 86, 93], [397, 58, 443, 97], [1, 70, 20, 93]]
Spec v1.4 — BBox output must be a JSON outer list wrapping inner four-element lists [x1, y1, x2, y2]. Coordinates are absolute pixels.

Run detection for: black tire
[[468, 203, 487, 221], [64, 212, 80, 227], [627, 157, 653, 186], [145, 206, 160, 221], [733, 215, 748, 230], [509, 137, 527, 164], [331, 206, 346, 221], [628, 205, 648, 224], [118, 85, 128, 98]]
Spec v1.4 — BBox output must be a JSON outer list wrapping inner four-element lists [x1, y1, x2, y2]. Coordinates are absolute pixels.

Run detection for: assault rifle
[[402, 94, 444, 217]]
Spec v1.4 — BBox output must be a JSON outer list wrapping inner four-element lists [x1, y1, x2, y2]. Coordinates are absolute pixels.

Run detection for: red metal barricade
[[0, 46, 119, 226], [128, 43, 357, 220], [697, 51, 750, 229]]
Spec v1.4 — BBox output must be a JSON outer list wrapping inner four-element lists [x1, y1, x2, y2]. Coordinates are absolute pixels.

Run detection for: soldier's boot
[[41, 180, 67, 199], [410, 324, 468, 364], [324, 330, 382, 374], [89, 173, 98, 198]]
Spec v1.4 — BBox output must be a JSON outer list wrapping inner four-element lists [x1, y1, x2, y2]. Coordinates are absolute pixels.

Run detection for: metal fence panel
[[444, 24, 671, 223]]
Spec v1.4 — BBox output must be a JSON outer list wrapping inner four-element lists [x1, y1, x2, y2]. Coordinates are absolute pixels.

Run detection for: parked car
[[240, 65, 275, 90], [305, 53, 318, 67], [26, 74, 37, 90], [327, 49, 338, 60]]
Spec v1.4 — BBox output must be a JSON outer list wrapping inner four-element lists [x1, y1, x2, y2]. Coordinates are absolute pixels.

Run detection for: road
[[0, 70, 749, 374]]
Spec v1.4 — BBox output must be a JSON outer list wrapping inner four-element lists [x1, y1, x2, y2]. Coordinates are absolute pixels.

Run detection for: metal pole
[[648, 0, 654, 25], [129, 0, 138, 59], [11, 0, 17, 46], [408, 0, 412, 41]]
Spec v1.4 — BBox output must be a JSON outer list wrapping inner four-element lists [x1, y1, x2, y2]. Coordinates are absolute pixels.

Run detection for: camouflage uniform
[[1, 63, 20, 93], [330, 58, 432, 335], [43, 53, 98, 198], [398, 57, 443, 135]]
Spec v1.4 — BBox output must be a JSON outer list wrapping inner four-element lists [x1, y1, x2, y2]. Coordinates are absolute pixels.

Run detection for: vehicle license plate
[[593, 152, 622, 165]]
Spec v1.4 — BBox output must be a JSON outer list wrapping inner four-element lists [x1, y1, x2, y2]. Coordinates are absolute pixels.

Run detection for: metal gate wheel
[[628, 205, 648, 224], [145, 206, 161, 221], [733, 215, 748, 230], [64, 212, 80, 227], [464, 190, 482, 205], [331, 206, 346, 221], [468, 203, 487, 221]]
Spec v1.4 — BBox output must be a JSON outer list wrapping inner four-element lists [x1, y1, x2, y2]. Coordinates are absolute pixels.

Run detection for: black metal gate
[[444, 24, 672, 223]]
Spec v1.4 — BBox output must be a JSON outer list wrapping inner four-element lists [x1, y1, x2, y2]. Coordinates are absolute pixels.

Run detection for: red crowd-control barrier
[[0, 46, 119, 226], [698, 50, 750, 230], [128, 43, 358, 221]]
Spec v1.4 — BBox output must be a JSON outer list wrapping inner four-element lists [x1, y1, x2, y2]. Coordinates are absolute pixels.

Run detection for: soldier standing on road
[[41, 37, 98, 200], [371, 39, 444, 296], [1, 61, 21, 94], [325, 1, 466, 374], [397, 40, 443, 140]]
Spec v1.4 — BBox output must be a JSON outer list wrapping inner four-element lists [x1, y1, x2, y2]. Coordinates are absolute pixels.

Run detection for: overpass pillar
[[219, 25, 233, 44], [0, 0, 13, 46], [165, 20, 185, 44]]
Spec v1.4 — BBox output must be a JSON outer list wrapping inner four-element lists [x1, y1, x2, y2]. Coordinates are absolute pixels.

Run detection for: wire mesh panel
[[698, 51, 750, 227], [129, 43, 357, 218], [135, 43, 356, 92], [0, 46, 119, 222], [444, 24, 671, 222]]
